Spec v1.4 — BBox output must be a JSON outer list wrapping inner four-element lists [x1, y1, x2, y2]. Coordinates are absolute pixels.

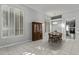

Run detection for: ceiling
[[26, 4, 79, 17]]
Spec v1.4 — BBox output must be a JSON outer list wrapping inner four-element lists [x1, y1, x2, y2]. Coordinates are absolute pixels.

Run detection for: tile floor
[[0, 39, 79, 55]]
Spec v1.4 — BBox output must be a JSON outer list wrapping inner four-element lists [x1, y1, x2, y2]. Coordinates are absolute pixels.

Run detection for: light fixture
[[52, 22, 58, 24]]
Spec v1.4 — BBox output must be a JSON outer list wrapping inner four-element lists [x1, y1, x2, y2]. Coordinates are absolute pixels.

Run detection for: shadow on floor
[[48, 40, 65, 50]]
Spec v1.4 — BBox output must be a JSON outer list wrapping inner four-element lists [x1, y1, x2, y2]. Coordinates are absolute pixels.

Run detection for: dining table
[[48, 32, 62, 42]]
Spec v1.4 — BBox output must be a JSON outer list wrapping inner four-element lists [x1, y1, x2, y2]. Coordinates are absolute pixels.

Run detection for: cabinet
[[32, 22, 42, 41]]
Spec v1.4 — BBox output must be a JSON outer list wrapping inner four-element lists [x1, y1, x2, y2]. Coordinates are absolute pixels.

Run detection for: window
[[66, 19, 75, 39], [1, 5, 24, 38]]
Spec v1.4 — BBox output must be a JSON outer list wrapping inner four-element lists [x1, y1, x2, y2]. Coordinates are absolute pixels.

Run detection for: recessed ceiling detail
[[51, 15, 62, 20]]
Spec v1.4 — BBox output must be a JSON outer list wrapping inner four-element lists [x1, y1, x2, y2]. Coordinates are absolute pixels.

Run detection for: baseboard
[[0, 40, 30, 48]]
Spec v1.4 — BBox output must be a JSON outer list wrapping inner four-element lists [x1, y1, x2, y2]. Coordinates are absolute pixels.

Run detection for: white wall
[[50, 19, 63, 32], [0, 4, 46, 47]]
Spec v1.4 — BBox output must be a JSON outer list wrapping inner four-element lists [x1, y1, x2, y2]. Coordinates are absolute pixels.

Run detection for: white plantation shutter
[[2, 5, 24, 38]]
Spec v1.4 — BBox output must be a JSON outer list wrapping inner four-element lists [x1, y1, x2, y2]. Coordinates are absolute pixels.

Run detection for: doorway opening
[[66, 19, 75, 39]]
